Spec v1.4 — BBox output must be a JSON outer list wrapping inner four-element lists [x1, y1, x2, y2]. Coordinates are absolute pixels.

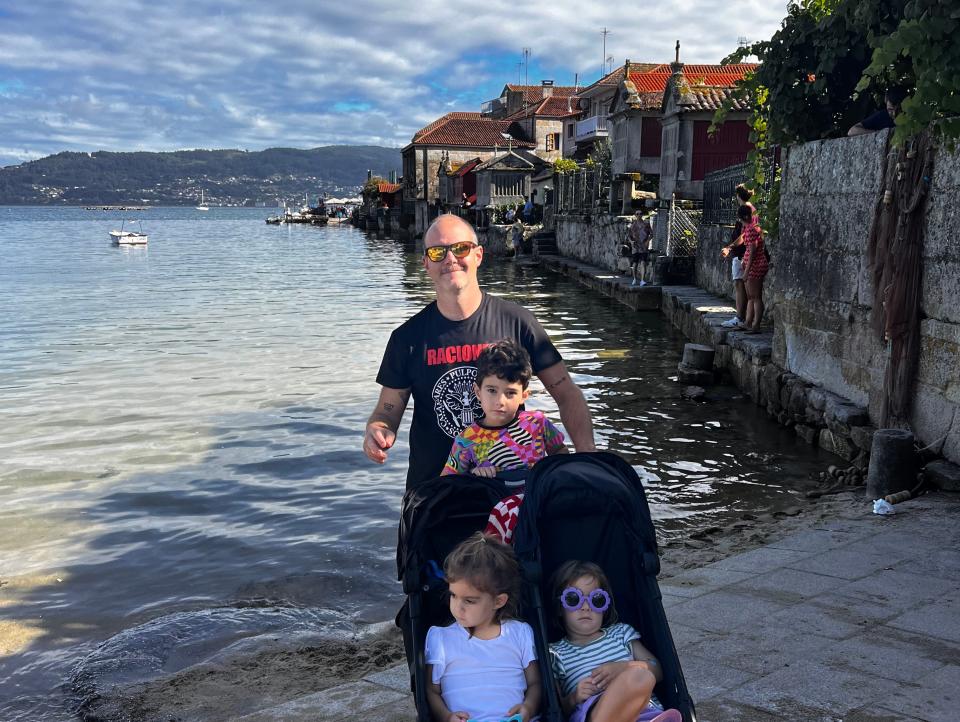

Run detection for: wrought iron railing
[[702, 161, 749, 225], [554, 169, 610, 214]]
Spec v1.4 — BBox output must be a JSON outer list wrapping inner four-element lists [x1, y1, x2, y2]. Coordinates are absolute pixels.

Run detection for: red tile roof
[[678, 86, 751, 112], [627, 63, 757, 92], [413, 112, 483, 141], [410, 113, 534, 148], [504, 84, 578, 103], [377, 182, 402, 194], [503, 95, 579, 120], [450, 158, 482, 177], [579, 66, 627, 94]]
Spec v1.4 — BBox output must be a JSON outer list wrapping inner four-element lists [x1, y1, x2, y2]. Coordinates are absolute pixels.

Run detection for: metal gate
[[665, 200, 702, 257]]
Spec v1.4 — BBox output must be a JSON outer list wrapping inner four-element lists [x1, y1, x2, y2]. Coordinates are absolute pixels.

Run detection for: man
[[848, 88, 906, 136], [627, 211, 652, 287], [363, 214, 596, 489]]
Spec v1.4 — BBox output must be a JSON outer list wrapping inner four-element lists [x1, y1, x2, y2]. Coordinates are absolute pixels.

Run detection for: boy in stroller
[[441, 339, 567, 544]]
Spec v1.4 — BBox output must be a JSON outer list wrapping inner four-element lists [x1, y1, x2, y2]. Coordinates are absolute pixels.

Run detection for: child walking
[[425, 532, 542, 722], [549, 561, 681, 722], [441, 339, 568, 542]]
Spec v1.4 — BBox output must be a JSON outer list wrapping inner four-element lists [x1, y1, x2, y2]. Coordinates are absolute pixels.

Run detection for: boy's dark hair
[[736, 204, 755, 222], [475, 339, 533, 389], [885, 87, 907, 107], [735, 183, 753, 203], [550, 559, 619, 629], [444, 532, 521, 625]]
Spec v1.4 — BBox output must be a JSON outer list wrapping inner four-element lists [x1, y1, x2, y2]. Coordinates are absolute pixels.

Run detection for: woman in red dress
[[738, 203, 768, 333]]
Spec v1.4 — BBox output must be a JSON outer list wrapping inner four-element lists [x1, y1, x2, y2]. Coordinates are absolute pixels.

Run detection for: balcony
[[481, 98, 506, 116], [574, 114, 609, 143]]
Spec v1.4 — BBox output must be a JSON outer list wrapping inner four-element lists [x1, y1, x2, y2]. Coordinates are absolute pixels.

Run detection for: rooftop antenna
[[522, 47, 531, 88], [737, 36, 750, 48], [606, 54, 615, 75], [517, 60, 523, 85], [601, 28, 611, 79]]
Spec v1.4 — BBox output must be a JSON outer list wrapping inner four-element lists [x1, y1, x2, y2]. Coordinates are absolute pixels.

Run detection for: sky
[[0, 0, 790, 168]]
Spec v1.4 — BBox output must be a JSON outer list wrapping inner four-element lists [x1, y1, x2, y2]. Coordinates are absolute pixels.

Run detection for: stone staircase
[[531, 230, 559, 257]]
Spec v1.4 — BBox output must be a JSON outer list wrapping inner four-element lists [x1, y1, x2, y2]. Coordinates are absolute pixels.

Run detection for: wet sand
[[71, 489, 862, 722]]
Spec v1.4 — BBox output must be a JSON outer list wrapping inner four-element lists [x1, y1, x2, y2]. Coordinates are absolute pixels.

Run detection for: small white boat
[[195, 189, 209, 211], [109, 219, 148, 245]]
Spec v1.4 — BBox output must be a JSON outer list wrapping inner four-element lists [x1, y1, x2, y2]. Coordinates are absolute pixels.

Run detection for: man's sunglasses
[[560, 587, 611, 613], [424, 241, 478, 263]]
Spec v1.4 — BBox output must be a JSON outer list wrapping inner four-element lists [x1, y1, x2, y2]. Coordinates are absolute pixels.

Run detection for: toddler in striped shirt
[[549, 561, 681, 722]]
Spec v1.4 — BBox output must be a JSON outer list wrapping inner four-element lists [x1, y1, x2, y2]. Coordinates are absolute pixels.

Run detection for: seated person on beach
[[848, 88, 907, 136], [549, 560, 681, 722], [441, 339, 567, 542]]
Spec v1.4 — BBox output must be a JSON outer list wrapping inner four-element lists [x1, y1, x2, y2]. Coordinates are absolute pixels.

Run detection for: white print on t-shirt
[[432, 366, 484, 438]]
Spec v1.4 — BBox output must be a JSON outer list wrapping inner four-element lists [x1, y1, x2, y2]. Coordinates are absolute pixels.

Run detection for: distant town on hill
[[0, 145, 402, 206]]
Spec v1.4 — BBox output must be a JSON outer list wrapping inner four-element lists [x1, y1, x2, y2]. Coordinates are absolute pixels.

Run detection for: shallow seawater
[[0, 207, 835, 719]]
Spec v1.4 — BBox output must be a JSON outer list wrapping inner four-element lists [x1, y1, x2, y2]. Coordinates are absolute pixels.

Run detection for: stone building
[[473, 149, 550, 226], [607, 59, 756, 212], [501, 91, 579, 162], [565, 65, 634, 159], [437, 156, 481, 218], [481, 81, 577, 120], [401, 113, 534, 234]]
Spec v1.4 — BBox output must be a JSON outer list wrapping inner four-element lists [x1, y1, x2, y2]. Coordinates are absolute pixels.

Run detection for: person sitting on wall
[[847, 88, 907, 136]]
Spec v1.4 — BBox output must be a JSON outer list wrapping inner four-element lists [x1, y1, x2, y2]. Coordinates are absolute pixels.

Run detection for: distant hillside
[[0, 146, 402, 205]]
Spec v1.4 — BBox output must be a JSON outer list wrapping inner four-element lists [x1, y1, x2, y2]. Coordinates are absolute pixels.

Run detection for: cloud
[[0, 0, 788, 167]]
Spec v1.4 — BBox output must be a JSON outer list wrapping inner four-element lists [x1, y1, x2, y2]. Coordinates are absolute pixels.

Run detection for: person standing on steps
[[627, 212, 652, 287]]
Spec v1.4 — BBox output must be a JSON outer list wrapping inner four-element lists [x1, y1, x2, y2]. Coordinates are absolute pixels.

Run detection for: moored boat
[[109, 219, 148, 245]]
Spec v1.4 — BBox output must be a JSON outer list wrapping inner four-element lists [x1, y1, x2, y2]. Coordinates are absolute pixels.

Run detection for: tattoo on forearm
[[545, 375, 569, 391], [383, 403, 395, 411]]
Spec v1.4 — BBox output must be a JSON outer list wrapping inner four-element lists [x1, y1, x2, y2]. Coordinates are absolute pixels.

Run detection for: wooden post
[[865, 429, 916, 499]]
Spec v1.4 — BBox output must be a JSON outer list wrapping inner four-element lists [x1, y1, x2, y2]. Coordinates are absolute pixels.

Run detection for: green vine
[[714, 0, 960, 236], [858, 1, 960, 147], [552, 157, 579, 174]]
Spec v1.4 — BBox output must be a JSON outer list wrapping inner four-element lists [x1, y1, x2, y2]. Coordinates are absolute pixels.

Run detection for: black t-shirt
[[376, 292, 562, 489], [861, 109, 895, 131]]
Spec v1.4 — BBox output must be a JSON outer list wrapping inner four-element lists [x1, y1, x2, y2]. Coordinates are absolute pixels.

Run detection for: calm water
[[0, 207, 832, 719]]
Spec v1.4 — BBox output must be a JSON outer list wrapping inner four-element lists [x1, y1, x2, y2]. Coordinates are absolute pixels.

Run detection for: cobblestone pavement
[[235, 492, 959, 722]]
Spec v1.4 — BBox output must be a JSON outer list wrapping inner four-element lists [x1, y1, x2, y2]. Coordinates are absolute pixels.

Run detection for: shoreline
[[78, 486, 861, 721]]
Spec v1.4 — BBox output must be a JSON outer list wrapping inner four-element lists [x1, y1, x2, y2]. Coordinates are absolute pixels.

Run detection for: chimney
[[541, 79, 554, 97]]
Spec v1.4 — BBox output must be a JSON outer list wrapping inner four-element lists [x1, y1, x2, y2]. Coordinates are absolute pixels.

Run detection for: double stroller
[[396, 452, 697, 722]]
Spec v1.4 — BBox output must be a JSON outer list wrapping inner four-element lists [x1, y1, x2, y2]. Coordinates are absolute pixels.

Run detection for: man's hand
[[720, 246, 731, 258], [363, 387, 409, 465], [471, 466, 497, 477], [446, 712, 470, 722], [363, 423, 396, 464]]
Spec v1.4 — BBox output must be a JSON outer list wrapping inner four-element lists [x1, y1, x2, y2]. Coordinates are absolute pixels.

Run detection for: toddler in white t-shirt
[[425, 532, 541, 722]]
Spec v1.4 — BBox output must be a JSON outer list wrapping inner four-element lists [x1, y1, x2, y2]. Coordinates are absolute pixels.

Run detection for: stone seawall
[[690, 131, 960, 464], [773, 130, 960, 463], [555, 213, 631, 272], [477, 224, 511, 256], [695, 224, 736, 301], [538, 255, 959, 486]]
